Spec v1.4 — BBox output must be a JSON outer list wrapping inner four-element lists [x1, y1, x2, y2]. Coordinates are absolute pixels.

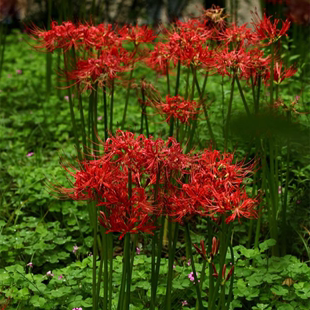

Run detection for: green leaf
[[259, 239, 276, 252], [271, 285, 288, 296]]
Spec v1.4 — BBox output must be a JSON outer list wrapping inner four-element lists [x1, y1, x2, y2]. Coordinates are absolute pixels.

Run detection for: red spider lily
[[252, 12, 290, 44], [155, 95, 201, 124], [118, 24, 157, 45], [167, 149, 258, 223], [83, 23, 120, 50], [218, 23, 258, 47], [145, 42, 172, 75], [29, 21, 84, 53], [264, 61, 297, 85], [211, 236, 220, 259], [244, 48, 270, 83], [66, 47, 130, 91], [98, 184, 157, 239], [213, 47, 253, 78]]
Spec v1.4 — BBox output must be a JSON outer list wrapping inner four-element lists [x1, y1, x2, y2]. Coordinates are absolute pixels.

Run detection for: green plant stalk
[[250, 75, 256, 108], [121, 68, 134, 129], [108, 234, 113, 310], [165, 222, 180, 310], [225, 74, 236, 150], [110, 79, 115, 133], [209, 220, 230, 310], [235, 76, 251, 116], [185, 67, 190, 99], [175, 60, 181, 96], [246, 168, 258, 248], [63, 53, 82, 161], [225, 242, 235, 310], [150, 215, 165, 309], [88, 91, 94, 155], [117, 246, 127, 310], [166, 60, 171, 95], [140, 86, 149, 137], [281, 111, 291, 255], [185, 223, 203, 309], [208, 219, 214, 300], [78, 93, 87, 156], [46, 0, 52, 98], [93, 84, 99, 153], [96, 226, 107, 310], [150, 166, 161, 309], [103, 231, 108, 309], [268, 140, 279, 256], [254, 152, 267, 248], [270, 43, 275, 106], [92, 209, 98, 310], [103, 83, 108, 141], [124, 233, 131, 310], [255, 75, 261, 114], [217, 284, 226, 310], [195, 259, 207, 310], [191, 66, 216, 148]]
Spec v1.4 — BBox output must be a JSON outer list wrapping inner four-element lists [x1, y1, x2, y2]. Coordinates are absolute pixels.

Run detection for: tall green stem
[[225, 75, 236, 150], [103, 83, 108, 141], [185, 223, 203, 309], [235, 76, 251, 116], [110, 79, 115, 133], [121, 68, 134, 129]]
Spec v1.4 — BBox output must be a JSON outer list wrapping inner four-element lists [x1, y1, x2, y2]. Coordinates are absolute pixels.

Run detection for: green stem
[[166, 60, 171, 95], [63, 54, 82, 161], [92, 209, 98, 310], [165, 222, 179, 310], [151, 216, 165, 309], [103, 83, 108, 141], [185, 223, 204, 309], [121, 68, 134, 129], [225, 74, 236, 150], [124, 233, 131, 310], [110, 79, 115, 133], [270, 43, 275, 106], [175, 60, 181, 96], [281, 111, 291, 256], [235, 75, 251, 116], [225, 243, 235, 310]]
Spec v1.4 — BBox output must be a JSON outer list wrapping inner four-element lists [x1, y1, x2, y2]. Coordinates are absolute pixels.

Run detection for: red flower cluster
[[168, 149, 258, 224], [56, 131, 258, 238], [156, 95, 200, 124]]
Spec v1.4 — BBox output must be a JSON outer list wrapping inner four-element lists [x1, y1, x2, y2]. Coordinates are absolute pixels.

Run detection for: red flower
[[264, 61, 297, 85], [155, 95, 200, 124], [252, 12, 290, 44], [67, 47, 130, 91], [219, 23, 258, 47], [118, 24, 157, 45]]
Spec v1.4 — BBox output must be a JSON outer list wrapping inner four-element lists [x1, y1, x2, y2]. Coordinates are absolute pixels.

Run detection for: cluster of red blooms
[[29, 8, 297, 121], [156, 95, 200, 124], [57, 130, 258, 239]]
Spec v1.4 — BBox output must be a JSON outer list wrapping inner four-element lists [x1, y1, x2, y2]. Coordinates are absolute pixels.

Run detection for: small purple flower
[[27, 262, 33, 268], [58, 274, 63, 280], [187, 259, 191, 266], [296, 95, 300, 101], [181, 300, 188, 306], [16, 69, 22, 74], [278, 186, 282, 194], [188, 272, 200, 283], [46, 271, 54, 277], [73, 245, 79, 254], [27, 152, 34, 157], [88, 252, 93, 256], [72, 308, 83, 310], [64, 96, 69, 101], [136, 247, 141, 255], [97, 116, 103, 121]]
